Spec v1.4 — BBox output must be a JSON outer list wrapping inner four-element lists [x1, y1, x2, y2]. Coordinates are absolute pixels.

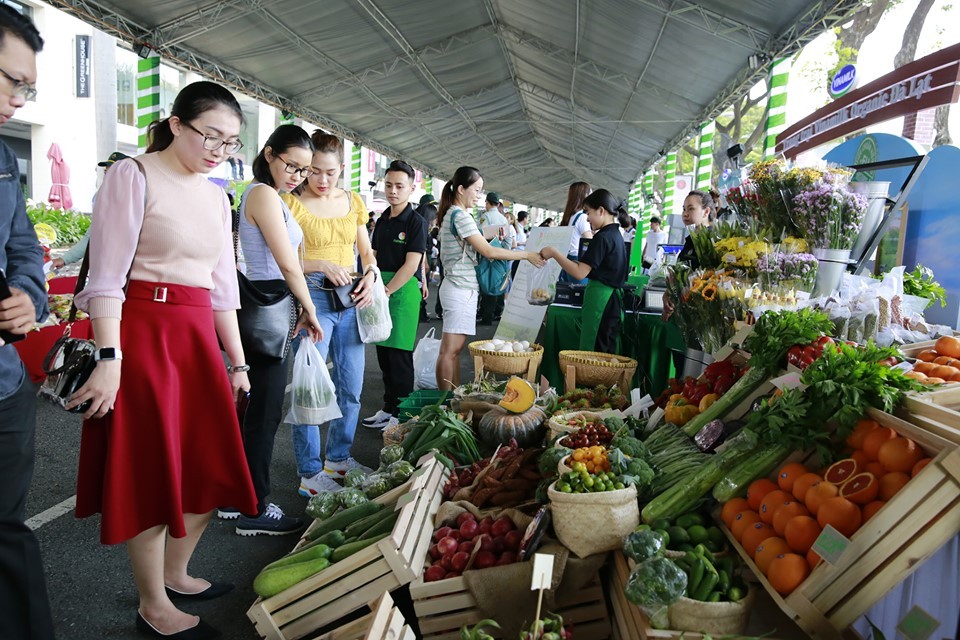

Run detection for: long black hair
[[560, 181, 591, 226], [437, 166, 482, 227], [146, 81, 243, 153], [252, 124, 314, 187], [686, 188, 721, 222]]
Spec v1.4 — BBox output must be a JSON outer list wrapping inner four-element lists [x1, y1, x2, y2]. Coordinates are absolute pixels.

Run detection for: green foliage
[[903, 264, 947, 307], [26, 201, 90, 246]]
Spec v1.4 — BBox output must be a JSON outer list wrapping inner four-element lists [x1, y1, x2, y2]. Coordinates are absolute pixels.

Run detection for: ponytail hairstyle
[[146, 81, 243, 153], [252, 124, 314, 188], [311, 132, 344, 162], [560, 181, 591, 226], [437, 166, 482, 227], [583, 188, 628, 223], [687, 188, 721, 222]]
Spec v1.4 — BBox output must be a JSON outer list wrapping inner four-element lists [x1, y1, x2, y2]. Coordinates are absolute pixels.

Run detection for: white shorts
[[439, 280, 478, 336]]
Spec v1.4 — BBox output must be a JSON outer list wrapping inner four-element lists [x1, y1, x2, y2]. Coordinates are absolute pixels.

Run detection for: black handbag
[[322, 276, 362, 312]]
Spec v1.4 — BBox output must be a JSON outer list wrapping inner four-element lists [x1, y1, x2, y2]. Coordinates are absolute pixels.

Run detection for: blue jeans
[[292, 274, 365, 476]]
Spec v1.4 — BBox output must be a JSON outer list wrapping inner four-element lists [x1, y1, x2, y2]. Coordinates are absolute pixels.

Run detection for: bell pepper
[[665, 394, 700, 427], [703, 360, 736, 382], [699, 393, 721, 412]]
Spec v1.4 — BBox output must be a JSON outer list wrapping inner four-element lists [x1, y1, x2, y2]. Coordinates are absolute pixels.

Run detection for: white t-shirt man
[[642, 222, 668, 269]]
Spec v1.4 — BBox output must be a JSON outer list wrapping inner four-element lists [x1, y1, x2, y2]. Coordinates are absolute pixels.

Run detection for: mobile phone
[[0, 269, 26, 344], [236, 391, 251, 424]]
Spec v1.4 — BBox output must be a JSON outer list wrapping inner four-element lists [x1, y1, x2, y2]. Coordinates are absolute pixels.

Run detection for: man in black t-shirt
[[416, 194, 437, 321]]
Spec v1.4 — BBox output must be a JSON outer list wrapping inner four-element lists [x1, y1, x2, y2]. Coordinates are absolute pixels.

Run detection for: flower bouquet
[[665, 264, 746, 354], [790, 175, 868, 251]]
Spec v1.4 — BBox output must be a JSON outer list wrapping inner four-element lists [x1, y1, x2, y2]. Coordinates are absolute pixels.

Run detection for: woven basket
[[547, 480, 638, 558], [667, 589, 755, 635], [547, 411, 606, 442], [468, 341, 543, 376], [558, 350, 637, 388]]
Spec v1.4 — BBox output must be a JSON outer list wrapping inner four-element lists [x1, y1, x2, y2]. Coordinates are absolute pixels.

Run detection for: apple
[[436, 536, 458, 556], [433, 526, 452, 542], [504, 530, 523, 551], [424, 565, 446, 582], [459, 519, 479, 540]]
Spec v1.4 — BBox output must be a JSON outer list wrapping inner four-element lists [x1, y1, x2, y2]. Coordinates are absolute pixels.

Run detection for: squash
[[478, 405, 547, 447], [499, 377, 536, 413]]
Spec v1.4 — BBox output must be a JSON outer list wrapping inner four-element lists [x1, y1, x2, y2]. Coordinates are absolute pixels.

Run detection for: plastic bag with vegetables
[[625, 556, 687, 607], [343, 468, 366, 489], [379, 444, 404, 468], [337, 488, 368, 509], [362, 474, 392, 499], [623, 529, 667, 563], [385, 460, 415, 486], [305, 491, 340, 520]]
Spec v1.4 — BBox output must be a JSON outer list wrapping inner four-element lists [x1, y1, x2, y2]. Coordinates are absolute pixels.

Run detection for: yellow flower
[[701, 284, 718, 301]]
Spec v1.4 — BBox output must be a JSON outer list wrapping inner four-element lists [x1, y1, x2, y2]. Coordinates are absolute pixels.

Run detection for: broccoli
[[623, 529, 666, 563], [361, 474, 392, 499], [305, 491, 340, 520], [624, 557, 687, 607], [611, 434, 648, 460], [603, 416, 625, 433], [337, 488, 368, 509], [343, 468, 366, 489], [621, 458, 656, 499]]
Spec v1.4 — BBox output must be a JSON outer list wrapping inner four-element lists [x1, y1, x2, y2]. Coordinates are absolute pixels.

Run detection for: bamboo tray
[[901, 384, 960, 445], [311, 592, 414, 640], [246, 455, 449, 640], [716, 409, 960, 640]]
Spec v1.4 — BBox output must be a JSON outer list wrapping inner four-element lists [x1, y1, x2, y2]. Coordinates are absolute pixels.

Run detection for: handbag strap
[[70, 158, 148, 322]]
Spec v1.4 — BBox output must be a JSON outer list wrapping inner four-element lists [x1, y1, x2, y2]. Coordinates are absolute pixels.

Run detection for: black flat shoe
[[136, 611, 221, 639], [165, 582, 234, 601]]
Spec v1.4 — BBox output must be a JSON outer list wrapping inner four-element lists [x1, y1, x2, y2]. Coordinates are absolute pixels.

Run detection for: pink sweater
[[75, 153, 239, 319]]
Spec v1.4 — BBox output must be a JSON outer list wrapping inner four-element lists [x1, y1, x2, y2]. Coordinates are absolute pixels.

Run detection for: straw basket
[[667, 589, 756, 635], [547, 411, 609, 442], [558, 350, 637, 391], [468, 341, 543, 381], [547, 481, 638, 558]]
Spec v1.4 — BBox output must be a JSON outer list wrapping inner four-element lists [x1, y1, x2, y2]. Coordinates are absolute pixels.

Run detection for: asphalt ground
[[26, 282, 501, 640]]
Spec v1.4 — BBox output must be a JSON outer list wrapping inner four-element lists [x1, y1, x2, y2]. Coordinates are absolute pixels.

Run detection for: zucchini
[[253, 557, 330, 598], [343, 506, 395, 538], [692, 571, 719, 601], [712, 442, 793, 503], [330, 532, 389, 562], [262, 544, 330, 573], [306, 501, 382, 541], [301, 529, 347, 550], [681, 367, 769, 437], [359, 511, 399, 540]]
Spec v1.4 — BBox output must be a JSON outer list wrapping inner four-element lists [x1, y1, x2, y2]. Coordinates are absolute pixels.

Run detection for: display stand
[[311, 592, 414, 640]]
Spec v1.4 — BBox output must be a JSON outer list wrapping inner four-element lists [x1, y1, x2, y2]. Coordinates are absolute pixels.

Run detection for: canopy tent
[[51, 0, 862, 207]]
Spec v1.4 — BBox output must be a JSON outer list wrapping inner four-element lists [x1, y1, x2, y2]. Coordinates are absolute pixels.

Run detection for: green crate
[[397, 390, 450, 421]]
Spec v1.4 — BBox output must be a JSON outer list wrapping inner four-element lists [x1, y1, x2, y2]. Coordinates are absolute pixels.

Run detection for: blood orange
[[878, 471, 910, 500], [846, 418, 879, 450], [784, 515, 822, 553], [804, 481, 839, 516], [767, 553, 811, 595], [839, 472, 879, 505], [912, 458, 932, 476], [773, 501, 811, 536], [806, 548, 822, 570], [791, 473, 823, 502], [861, 500, 886, 521], [862, 427, 897, 461], [816, 496, 862, 538], [877, 437, 923, 474], [865, 461, 887, 477], [823, 458, 860, 486]]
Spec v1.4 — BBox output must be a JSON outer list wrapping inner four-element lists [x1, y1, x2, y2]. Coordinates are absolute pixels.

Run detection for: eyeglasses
[[0, 66, 37, 101], [182, 121, 243, 154], [276, 155, 314, 179]]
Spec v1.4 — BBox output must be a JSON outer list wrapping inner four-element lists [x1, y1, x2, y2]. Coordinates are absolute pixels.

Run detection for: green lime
[[687, 525, 709, 545], [706, 527, 725, 547], [651, 518, 671, 531]]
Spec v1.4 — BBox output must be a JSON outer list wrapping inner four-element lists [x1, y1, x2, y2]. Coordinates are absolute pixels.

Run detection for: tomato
[[815, 336, 834, 347], [802, 345, 819, 360], [713, 374, 735, 395]]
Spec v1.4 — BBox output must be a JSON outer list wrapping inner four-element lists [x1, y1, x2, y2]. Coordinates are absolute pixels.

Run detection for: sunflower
[[701, 284, 718, 301]]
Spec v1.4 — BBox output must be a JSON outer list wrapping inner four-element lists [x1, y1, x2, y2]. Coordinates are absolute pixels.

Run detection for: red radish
[[456, 512, 476, 527], [491, 516, 514, 537], [474, 551, 496, 569], [440, 554, 454, 572], [497, 551, 517, 565], [491, 536, 505, 554], [458, 540, 475, 554], [477, 534, 494, 552], [451, 551, 469, 572], [448, 530, 462, 542], [424, 565, 446, 582], [428, 544, 442, 561], [459, 519, 479, 539], [445, 571, 461, 579], [479, 516, 494, 535], [433, 526, 452, 542], [436, 536, 458, 556], [504, 530, 523, 551]]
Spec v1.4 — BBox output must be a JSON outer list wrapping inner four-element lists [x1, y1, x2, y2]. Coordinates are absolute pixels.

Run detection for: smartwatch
[[94, 347, 123, 362]]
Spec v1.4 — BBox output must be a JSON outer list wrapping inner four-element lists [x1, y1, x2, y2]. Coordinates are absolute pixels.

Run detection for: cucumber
[[253, 557, 330, 598], [302, 529, 347, 550], [359, 511, 399, 540], [692, 571, 719, 601], [343, 507, 394, 538], [306, 501, 382, 541], [681, 367, 770, 437], [712, 442, 793, 503], [676, 513, 705, 528], [262, 544, 330, 573], [330, 532, 389, 562]]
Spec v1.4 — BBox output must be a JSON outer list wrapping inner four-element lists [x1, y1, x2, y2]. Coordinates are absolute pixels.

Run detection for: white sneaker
[[362, 410, 394, 428], [381, 417, 400, 431], [298, 471, 343, 497], [324, 457, 374, 478]]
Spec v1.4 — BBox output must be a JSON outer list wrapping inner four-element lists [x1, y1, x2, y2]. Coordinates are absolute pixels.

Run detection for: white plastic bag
[[357, 277, 393, 344], [412, 327, 441, 389], [284, 336, 342, 425], [527, 263, 561, 305]]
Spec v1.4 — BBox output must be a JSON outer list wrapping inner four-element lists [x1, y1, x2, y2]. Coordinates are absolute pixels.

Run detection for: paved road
[[27, 299, 501, 639]]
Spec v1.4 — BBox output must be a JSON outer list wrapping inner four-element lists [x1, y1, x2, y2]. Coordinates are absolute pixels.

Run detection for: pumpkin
[[478, 405, 547, 447], [499, 377, 536, 413]]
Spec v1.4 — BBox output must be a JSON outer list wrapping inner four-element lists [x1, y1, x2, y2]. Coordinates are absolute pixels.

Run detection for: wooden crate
[[312, 592, 414, 640], [717, 409, 960, 640], [247, 456, 449, 640], [897, 331, 960, 359], [901, 385, 960, 445], [409, 569, 611, 640]]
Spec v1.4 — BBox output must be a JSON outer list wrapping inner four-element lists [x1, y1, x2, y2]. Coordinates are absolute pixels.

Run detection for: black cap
[[485, 192, 500, 205], [419, 193, 436, 207], [98, 151, 130, 167]]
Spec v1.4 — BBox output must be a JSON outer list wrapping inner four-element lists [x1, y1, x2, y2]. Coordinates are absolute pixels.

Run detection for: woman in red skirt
[[70, 81, 257, 640]]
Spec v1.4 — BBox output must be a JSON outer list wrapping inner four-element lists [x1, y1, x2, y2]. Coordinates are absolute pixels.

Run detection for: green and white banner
[[350, 142, 362, 192], [136, 53, 160, 152], [763, 57, 792, 158], [696, 121, 715, 189]]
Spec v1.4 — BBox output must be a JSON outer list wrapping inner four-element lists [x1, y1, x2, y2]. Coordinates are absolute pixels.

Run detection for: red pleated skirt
[[75, 281, 257, 545]]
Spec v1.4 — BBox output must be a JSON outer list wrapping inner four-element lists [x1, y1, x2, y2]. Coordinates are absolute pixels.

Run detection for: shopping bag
[[412, 327, 441, 389], [357, 278, 393, 344], [284, 336, 342, 425], [527, 262, 562, 305]]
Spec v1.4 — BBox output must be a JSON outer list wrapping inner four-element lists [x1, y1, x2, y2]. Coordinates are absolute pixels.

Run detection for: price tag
[[897, 605, 941, 640], [771, 371, 805, 390], [811, 525, 850, 565], [530, 553, 553, 590]]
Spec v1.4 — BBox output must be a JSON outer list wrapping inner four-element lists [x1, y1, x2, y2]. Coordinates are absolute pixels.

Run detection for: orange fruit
[[804, 481, 839, 516], [839, 472, 879, 505], [777, 462, 809, 493], [846, 418, 880, 450], [823, 458, 860, 486], [917, 349, 939, 361], [767, 553, 811, 595], [784, 515, 822, 553], [862, 427, 897, 461], [806, 548, 822, 570], [861, 500, 886, 521], [731, 510, 762, 542], [792, 472, 824, 502], [912, 457, 932, 476], [742, 522, 777, 558], [747, 478, 779, 512], [904, 371, 928, 381], [879, 471, 910, 500], [865, 461, 887, 477], [850, 450, 871, 468], [931, 365, 958, 379], [816, 496, 862, 538], [933, 356, 960, 367], [760, 490, 794, 524], [721, 498, 752, 528], [912, 361, 937, 374], [877, 437, 923, 473], [925, 377, 946, 385], [755, 537, 791, 574], [935, 335, 960, 358], [773, 501, 811, 536]]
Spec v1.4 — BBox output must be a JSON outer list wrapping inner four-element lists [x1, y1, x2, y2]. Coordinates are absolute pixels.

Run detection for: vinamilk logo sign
[[830, 65, 858, 99]]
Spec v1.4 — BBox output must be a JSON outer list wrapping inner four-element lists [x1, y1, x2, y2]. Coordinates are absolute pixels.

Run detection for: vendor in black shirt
[[370, 160, 427, 420], [541, 189, 629, 353]]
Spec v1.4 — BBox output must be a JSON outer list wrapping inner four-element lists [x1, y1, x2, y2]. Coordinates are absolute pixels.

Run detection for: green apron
[[376, 271, 421, 350], [579, 279, 623, 352]]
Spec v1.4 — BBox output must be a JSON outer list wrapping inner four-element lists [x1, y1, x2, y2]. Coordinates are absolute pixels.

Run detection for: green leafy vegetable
[[903, 264, 946, 308], [743, 308, 835, 372], [623, 529, 667, 563], [625, 557, 687, 607]]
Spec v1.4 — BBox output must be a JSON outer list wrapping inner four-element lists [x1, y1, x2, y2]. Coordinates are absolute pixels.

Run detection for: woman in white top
[[559, 181, 592, 284]]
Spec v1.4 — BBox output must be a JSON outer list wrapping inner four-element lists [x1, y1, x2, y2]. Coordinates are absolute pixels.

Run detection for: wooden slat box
[[247, 456, 449, 640], [312, 592, 414, 640], [717, 409, 960, 640], [901, 385, 960, 445]]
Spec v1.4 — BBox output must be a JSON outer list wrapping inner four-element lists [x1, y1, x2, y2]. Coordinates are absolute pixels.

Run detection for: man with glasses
[[0, 6, 55, 639]]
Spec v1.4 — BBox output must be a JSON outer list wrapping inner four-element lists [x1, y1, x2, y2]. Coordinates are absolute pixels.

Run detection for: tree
[[893, 0, 939, 140], [831, 0, 895, 82], [713, 87, 769, 175], [933, 105, 952, 147]]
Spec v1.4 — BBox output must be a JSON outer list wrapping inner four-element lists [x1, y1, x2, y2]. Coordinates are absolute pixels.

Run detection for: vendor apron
[[579, 279, 623, 352], [377, 271, 420, 350]]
